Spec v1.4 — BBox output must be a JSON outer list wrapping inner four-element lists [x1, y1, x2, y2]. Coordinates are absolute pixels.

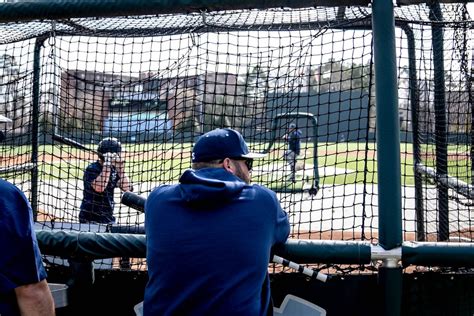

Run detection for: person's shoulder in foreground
[[144, 128, 290, 316], [0, 178, 55, 315], [0, 114, 55, 315]]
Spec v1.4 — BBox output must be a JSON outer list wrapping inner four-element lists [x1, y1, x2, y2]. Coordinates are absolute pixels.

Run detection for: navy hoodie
[[143, 168, 290, 316], [0, 179, 48, 316]]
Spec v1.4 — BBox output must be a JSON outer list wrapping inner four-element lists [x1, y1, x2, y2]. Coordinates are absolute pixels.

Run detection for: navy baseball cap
[[192, 128, 266, 163]]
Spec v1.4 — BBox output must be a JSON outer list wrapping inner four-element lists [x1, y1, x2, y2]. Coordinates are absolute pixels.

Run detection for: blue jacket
[[144, 168, 290, 316], [0, 179, 47, 316]]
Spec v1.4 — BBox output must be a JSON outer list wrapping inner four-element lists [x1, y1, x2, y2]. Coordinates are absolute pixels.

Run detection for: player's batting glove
[[113, 153, 121, 162], [103, 152, 113, 167], [111, 153, 123, 164], [111, 153, 126, 171]]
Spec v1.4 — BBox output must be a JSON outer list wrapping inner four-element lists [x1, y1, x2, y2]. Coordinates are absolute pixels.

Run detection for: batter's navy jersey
[[79, 161, 120, 224]]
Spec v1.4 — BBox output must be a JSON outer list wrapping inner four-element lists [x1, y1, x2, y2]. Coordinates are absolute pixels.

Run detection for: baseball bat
[[121, 191, 146, 212], [120, 191, 329, 282], [52, 133, 95, 153], [0, 162, 36, 175]]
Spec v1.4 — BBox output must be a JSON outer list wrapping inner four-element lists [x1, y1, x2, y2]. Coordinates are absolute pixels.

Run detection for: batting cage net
[[0, 3, 472, 276]]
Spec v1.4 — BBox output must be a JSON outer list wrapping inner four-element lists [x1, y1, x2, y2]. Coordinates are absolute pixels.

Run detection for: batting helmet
[[98, 137, 122, 157]]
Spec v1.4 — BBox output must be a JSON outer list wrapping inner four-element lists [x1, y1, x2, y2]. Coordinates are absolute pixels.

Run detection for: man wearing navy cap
[[144, 128, 290, 316], [0, 114, 55, 315]]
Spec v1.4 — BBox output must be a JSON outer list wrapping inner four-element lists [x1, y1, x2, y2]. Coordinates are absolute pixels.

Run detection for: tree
[[0, 54, 20, 122], [240, 65, 270, 100], [310, 59, 372, 93]]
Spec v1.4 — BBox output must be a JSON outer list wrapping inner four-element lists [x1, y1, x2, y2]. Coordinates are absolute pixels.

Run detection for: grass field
[[1, 141, 472, 189]]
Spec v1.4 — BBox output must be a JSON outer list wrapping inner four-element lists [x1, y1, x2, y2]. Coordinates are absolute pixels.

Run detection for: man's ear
[[222, 158, 235, 174]]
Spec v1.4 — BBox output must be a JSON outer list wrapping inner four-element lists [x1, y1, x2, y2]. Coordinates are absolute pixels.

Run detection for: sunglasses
[[235, 158, 253, 171], [220, 158, 254, 171], [242, 158, 253, 171]]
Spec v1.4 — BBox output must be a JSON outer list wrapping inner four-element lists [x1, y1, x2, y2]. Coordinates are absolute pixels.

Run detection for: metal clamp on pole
[[371, 245, 402, 268]]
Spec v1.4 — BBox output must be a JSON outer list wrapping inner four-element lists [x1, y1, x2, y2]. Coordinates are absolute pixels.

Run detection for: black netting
[[0, 4, 472, 274]]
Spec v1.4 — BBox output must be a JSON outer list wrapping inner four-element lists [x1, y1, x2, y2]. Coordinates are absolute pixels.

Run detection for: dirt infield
[[0, 152, 94, 166], [0, 149, 193, 167]]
